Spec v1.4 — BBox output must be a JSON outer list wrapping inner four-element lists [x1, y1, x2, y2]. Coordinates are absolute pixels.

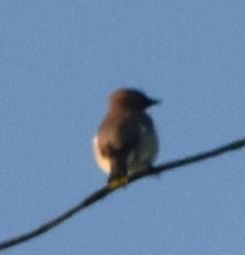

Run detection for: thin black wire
[[0, 137, 245, 252]]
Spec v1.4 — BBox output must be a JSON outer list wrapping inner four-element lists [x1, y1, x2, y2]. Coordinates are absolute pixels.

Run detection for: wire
[[0, 137, 245, 252]]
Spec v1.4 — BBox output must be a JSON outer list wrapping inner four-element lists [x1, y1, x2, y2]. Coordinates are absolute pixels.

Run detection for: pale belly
[[93, 127, 158, 176], [93, 136, 111, 174]]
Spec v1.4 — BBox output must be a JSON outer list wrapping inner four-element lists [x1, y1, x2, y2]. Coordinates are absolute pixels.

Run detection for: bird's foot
[[107, 176, 128, 190]]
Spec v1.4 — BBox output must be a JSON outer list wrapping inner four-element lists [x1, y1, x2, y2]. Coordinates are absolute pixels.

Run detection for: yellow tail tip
[[107, 176, 128, 190]]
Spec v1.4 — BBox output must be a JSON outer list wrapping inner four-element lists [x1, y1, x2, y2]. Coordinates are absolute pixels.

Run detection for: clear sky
[[0, 1, 245, 254]]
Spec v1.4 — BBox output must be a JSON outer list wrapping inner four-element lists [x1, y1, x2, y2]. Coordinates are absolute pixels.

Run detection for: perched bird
[[93, 88, 159, 186]]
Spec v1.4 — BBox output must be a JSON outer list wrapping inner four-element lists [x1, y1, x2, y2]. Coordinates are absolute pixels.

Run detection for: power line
[[0, 137, 245, 252]]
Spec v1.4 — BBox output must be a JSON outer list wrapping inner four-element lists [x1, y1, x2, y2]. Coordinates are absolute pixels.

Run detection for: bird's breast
[[93, 136, 112, 174]]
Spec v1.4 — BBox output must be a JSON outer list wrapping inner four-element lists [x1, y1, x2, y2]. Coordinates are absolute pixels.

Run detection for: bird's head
[[109, 88, 160, 112]]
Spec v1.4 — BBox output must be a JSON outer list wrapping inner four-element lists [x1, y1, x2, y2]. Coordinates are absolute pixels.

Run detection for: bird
[[93, 88, 159, 188]]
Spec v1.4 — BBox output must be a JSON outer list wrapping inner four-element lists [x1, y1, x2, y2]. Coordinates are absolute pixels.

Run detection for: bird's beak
[[149, 98, 161, 106]]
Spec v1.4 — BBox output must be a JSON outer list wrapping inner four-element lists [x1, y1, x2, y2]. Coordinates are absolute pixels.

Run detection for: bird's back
[[93, 111, 158, 179]]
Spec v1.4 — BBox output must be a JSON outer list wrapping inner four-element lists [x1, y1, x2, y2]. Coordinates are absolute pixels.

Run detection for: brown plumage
[[93, 88, 159, 182]]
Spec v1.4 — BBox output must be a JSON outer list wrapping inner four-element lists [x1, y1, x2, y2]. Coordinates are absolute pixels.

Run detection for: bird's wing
[[97, 115, 141, 179]]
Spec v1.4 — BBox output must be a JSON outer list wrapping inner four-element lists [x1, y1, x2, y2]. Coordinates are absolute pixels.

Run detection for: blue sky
[[0, 1, 245, 254]]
